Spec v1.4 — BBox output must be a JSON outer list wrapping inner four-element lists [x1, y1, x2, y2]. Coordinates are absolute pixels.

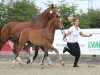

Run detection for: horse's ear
[[51, 4, 54, 8]]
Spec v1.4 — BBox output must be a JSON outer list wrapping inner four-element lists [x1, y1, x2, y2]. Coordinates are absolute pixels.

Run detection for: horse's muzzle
[[60, 27, 64, 30]]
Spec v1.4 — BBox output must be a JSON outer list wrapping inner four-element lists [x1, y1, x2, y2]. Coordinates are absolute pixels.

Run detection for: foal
[[14, 15, 65, 68]]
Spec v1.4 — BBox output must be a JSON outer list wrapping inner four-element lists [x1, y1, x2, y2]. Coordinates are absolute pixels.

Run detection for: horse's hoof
[[30, 61, 33, 64], [12, 65, 14, 68], [27, 60, 30, 64], [41, 66, 44, 69], [19, 62, 24, 66], [48, 63, 53, 66], [62, 62, 65, 67]]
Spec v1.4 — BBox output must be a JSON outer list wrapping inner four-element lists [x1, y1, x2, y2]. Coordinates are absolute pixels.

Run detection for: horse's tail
[[0, 26, 3, 42], [0, 26, 4, 50], [0, 23, 13, 51]]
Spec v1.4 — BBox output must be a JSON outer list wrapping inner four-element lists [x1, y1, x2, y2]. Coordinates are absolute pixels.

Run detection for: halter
[[61, 30, 67, 42]]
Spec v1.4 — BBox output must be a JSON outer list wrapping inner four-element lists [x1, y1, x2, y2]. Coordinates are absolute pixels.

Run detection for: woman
[[63, 16, 92, 67]]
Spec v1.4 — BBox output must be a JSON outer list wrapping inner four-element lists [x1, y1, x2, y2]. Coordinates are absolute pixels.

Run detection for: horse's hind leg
[[23, 44, 33, 64], [49, 45, 65, 66], [12, 42, 24, 68], [32, 46, 39, 61], [12, 50, 24, 68], [12, 48, 18, 68]]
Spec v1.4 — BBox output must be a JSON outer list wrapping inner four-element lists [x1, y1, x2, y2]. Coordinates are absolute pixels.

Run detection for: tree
[[0, 0, 39, 28], [57, 3, 77, 29], [0, 2, 7, 28], [88, 9, 100, 28], [76, 9, 100, 28], [75, 13, 91, 28]]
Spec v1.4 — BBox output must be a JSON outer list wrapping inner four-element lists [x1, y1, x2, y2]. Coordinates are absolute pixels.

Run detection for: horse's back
[[11, 21, 32, 36], [2, 21, 32, 36], [20, 28, 45, 45], [1, 22, 18, 33]]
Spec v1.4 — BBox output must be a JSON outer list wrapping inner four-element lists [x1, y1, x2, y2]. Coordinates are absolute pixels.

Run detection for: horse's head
[[44, 4, 59, 20]]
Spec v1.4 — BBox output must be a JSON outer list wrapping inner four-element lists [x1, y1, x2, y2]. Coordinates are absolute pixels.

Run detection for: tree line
[[0, 0, 100, 29]]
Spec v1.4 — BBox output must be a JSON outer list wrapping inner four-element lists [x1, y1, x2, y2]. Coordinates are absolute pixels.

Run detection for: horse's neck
[[43, 29, 55, 44], [31, 12, 49, 29], [38, 12, 50, 25]]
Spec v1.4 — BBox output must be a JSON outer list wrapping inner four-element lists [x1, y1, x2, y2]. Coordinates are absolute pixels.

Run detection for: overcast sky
[[0, 0, 100, 13], [35, 0, 100, 12]]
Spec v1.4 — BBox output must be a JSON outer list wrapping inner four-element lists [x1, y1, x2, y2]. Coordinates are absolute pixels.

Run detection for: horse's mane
[[31, 7, 51, 25], [0, 26, 3, 32], [46, 18, 55, 28]]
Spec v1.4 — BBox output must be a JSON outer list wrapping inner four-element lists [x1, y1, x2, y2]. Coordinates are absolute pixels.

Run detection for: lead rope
[[61, 30, 67, 42]]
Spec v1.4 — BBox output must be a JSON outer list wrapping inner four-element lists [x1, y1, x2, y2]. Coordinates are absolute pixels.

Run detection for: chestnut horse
[[0, 4, 58, 51], [13, 15, 65, 69]]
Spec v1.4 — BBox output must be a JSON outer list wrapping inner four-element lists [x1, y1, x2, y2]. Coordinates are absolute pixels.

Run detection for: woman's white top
[[67, 26, 81, 43]]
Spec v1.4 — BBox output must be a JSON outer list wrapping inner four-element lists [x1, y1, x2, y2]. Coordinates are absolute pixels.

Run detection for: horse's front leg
[[40, 46, 53, 66], [41, 50, 48, 69], [26, 45, 39, 64]]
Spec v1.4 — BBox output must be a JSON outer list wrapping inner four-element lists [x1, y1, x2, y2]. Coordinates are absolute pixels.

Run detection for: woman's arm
[[80, 32, 92, 37], [65, 30, 71, 37]]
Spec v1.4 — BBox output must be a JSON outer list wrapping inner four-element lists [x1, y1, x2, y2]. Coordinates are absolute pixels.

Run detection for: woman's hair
[[73, 17, 79, 22], [68, 16, 79, 25]]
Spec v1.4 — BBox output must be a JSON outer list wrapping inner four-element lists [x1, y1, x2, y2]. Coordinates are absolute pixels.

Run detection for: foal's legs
[[18, 36, 33, 63], [32, 46, 39, 61], [41, 50, 48, 69], [23, 44, 34, 64], [26, 45, 39, 64], [49, 45, 65, 66], [40, 46, 53, 66], [27, 46, 53, 66]]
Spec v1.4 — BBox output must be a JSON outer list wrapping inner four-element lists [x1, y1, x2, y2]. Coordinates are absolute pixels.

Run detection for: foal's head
[[49, 14, 64, 30]]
